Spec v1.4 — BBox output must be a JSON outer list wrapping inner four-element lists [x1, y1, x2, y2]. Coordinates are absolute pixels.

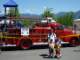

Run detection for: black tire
[[20, 40, 32, 50]]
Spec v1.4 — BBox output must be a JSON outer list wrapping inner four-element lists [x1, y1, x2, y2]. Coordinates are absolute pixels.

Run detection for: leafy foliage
[[56, 12, 74, 26], [41, 8, 54, 18], [21, 19, 33, 27]]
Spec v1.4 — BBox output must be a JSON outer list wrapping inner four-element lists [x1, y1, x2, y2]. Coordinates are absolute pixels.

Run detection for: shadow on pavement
[[40, 54, 52, 59], [1, 45, 48, 51], [40, 54, 61, 60]]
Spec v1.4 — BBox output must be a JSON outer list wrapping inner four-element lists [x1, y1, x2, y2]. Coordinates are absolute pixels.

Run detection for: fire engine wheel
[[20, 40, 32, 50]]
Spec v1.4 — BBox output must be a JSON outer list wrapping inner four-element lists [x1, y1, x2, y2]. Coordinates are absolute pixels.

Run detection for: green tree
[[21, 19, 34, 27], [15, 8, 20, 17], [57, 12, 74, 26], [41, 8, 54, 18]]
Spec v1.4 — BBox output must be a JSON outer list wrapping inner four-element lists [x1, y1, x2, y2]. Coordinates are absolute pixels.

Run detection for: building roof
[[3, 0, 18, 7]]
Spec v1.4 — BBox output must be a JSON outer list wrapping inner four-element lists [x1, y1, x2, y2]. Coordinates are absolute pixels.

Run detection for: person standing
[[48, 30, 56, 57], [54, 37, 62, 58]]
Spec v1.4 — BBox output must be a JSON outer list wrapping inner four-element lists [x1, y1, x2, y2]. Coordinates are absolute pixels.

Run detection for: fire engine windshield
[[55, 25, 65, 30]]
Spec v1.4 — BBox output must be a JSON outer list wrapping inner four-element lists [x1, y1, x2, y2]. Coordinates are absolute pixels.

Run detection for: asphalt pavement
[[0, 46, 80, 60]]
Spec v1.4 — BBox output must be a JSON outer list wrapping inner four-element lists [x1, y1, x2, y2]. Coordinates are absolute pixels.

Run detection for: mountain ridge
[[0, 10, 80, 19]]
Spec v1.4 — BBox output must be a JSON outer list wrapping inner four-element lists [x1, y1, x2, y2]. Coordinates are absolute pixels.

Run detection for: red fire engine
[[0, 17, 80, 50]]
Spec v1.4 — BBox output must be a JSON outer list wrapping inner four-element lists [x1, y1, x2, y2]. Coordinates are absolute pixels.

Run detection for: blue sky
[[0, 0, 80, 14]]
